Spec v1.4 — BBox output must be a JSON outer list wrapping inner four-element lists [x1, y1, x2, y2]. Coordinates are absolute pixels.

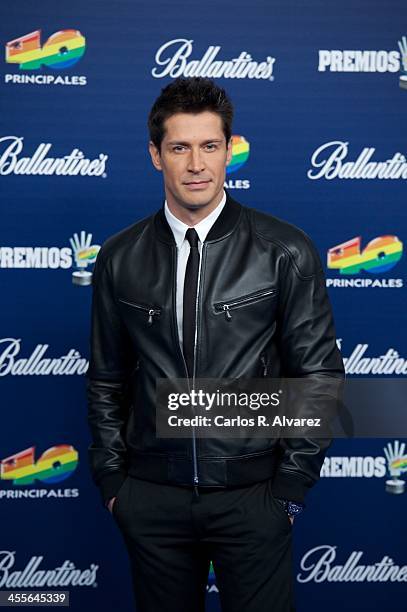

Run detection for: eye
[[204, 143, 217, 151], [172, 145, 186, 153]]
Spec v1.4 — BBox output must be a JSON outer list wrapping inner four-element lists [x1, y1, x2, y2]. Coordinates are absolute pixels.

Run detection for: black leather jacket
[[86, 190, 345, 506]]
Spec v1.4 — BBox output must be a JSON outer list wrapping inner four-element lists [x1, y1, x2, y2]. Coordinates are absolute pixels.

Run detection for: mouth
[[183, 180, 211, 190]]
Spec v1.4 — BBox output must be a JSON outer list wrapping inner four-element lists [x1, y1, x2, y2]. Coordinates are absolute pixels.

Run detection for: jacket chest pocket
[[213, 287, 277, 322], [118, 297, 162, 326]]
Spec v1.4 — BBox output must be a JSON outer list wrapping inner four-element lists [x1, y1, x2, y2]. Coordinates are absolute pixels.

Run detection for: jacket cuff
[[271, 470, 312, 504], [97, 471, 127, 508]]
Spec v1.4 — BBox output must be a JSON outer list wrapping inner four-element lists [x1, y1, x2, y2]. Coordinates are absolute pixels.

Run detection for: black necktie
[[183, 228, 200, 378]]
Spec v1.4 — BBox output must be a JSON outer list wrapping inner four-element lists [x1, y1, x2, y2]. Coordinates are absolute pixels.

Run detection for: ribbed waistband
[[128, 450, 278, 487]]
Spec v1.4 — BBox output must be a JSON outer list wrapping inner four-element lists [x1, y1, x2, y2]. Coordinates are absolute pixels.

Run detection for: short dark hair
[[148, 77, 234, 151]]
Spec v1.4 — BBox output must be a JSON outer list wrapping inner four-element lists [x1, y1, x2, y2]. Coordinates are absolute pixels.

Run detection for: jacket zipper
[[191, 242, 206, 496], [260, 353, 268, 377], [214, 288, 277, 321], [118, 298, 161, 326], [171, 247, 199, 494]]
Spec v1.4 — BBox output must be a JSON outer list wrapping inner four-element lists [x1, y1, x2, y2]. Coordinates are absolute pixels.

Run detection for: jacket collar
[[154, 188, 242, 245]]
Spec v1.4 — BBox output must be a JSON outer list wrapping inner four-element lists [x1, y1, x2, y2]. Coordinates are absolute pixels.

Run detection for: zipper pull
[[147, 309, 155, 325], [193, 475, 199, 498], [223, 304, 232, 321], [260, 354, 268, 377]]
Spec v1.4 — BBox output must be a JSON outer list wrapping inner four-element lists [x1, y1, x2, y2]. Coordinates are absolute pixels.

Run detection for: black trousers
[[112, 476, 295, 612]]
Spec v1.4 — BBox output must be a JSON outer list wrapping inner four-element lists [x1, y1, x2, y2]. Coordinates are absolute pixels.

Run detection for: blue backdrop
[[1, 1, 406, 610]]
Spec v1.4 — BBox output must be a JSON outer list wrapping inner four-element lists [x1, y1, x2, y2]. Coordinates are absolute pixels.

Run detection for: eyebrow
[[166, 139, 224, 146]]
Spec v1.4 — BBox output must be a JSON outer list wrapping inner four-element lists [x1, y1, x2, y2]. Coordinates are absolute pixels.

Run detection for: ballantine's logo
[[0, 137, 107, 177], [5, 30, 87, 86], [327, 235, 403, 274], [152, 39, 276, 81], [337, 340, 407, 375], [0, 339, 88, 376], [1, 446, 78, 485], [0, 552, 98, 588], [297, 546, 407, 583], [308, 141, 407, 180]]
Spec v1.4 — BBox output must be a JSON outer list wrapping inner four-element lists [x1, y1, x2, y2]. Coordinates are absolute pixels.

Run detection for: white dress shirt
[[164, 190, 226, 350]]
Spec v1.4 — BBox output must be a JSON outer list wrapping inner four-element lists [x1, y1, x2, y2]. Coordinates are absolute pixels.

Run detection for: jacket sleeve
[[86, 248, 137, 507], [271, 232, 345, 504]]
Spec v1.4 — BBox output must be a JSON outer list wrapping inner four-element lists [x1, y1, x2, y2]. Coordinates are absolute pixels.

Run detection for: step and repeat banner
[[1, 1, 406, 611]]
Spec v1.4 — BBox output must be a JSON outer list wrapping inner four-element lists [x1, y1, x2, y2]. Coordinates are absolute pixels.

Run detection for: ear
[[226, 137, 233, 166], [149, 141, 162, 171]]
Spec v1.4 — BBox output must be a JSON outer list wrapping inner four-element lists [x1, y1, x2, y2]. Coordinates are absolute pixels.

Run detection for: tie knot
[[185, 227, 199, 248]]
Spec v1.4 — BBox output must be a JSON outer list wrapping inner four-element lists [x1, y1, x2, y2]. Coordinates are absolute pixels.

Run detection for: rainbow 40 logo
[[1, 445, 78, 485], [226, 135, 250, 174], [328, 235, 403, 275], [6, 30, 86, 70]]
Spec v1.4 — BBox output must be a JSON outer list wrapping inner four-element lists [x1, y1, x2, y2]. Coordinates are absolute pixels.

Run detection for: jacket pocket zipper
[[214, 288, 277, 321], [118, 298, 161, 326]]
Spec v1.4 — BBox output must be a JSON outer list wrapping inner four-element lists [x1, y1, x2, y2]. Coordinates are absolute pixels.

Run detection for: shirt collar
[[164, 190, 226, 247]]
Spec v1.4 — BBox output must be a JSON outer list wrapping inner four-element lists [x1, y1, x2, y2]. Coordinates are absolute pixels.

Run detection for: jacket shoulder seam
[[248, 209, 317, 281], [98, 216, 151, 265]]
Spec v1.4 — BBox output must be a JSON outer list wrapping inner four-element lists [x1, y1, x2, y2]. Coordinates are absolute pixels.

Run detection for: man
[[87, 77, 344, 612]]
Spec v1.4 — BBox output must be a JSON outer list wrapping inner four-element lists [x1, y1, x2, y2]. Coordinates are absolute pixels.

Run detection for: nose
[[187, 147, 205, 173]]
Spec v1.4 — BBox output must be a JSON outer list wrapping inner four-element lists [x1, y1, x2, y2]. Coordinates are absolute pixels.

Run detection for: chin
[[184, 187, 218, 202], [183, 200, 208, 210], [180, 192, 211, 206]]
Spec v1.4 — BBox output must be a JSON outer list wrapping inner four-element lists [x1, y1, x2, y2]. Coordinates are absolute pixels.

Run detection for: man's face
[[149, 111, 232, 212]]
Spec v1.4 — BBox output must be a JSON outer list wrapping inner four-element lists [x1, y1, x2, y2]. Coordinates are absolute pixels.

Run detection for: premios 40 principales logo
[[69, 231, 100, 285], [318, 36, 407, 90], [0, 444, 79, 501], [321, 440, 407, 495], [384, 440, 407, 494], [399, 36, 407, 89], [0, 231, 100, 286], [326, 234, 404, 289], [5, 29, 87, 86], [224, 135, 251, 190]]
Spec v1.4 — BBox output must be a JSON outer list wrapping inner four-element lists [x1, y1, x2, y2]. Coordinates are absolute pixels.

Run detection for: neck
[[165, 189, 224, 226]]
